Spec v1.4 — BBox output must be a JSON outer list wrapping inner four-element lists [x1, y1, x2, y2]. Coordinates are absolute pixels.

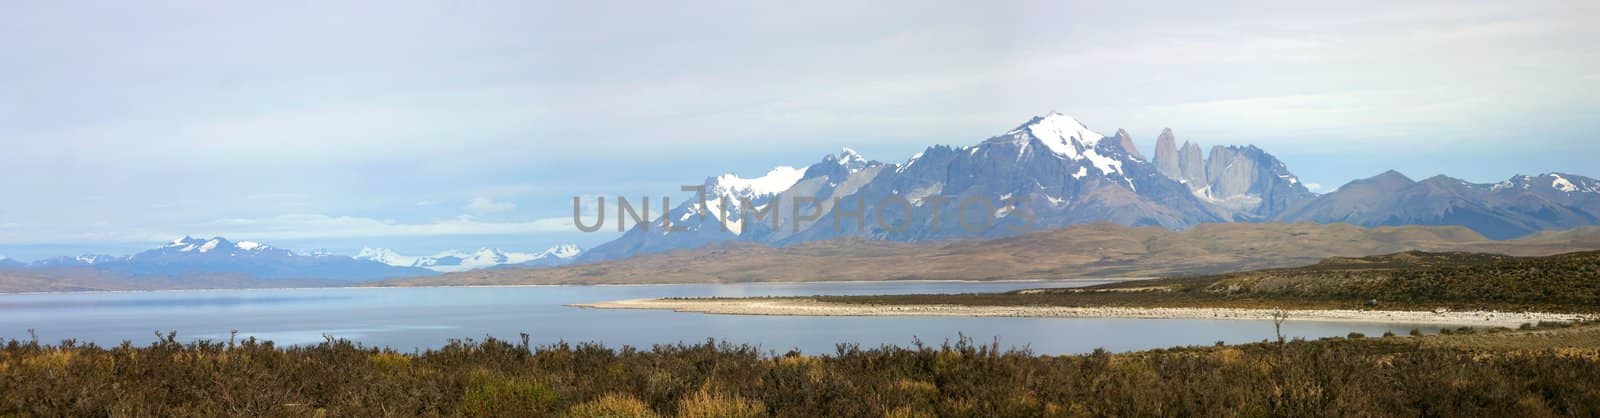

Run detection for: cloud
[[464, 197, 516, 215], [1305, 183, 1324, 192]]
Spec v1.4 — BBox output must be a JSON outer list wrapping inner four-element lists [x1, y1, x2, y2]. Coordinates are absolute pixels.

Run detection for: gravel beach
[[572, 298, 1593, 327]]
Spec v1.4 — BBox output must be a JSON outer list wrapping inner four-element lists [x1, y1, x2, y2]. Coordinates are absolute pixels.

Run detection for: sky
[[1, 1, 1597, 260]]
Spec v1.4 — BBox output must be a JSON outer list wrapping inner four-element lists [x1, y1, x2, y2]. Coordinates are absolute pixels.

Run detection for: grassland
[[806, 250, 1600, 314], [379, 223, 1600, 287], [2, 322, 1598, 417]]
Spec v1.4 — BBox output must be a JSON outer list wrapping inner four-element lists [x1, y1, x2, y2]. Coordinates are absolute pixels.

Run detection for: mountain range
[[581, 112, 1599, 262], [355, 244, 583, 272], [1, 237, 435, 282], [5, 111, 1597, 289], [1273, 171, 1600, 239]]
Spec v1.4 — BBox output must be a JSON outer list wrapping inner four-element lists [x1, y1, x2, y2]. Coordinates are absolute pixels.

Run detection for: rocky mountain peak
[[1112, 128, 1144, 160], [1154, 128, 1180, 178]]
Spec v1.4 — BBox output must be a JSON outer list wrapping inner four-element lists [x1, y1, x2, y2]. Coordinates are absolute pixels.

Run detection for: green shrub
[[460, 377, 559, 417]]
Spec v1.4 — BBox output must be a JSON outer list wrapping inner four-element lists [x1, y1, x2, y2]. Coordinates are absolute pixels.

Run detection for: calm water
[[0, 281, 1447, 355]]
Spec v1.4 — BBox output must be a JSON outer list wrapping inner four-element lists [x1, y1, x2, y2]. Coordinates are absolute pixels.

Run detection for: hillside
[[378, 223, 1600, 287], [816, 249, 1600, 313]]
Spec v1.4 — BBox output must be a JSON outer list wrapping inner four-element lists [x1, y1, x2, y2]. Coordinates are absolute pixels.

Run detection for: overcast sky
[[2, 1, 1596, 259]]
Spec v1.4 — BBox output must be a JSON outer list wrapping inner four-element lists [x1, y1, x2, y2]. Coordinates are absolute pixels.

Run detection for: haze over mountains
[[5, 111, 1598, 291], [0, 237, 585, 287], [582, 112, 1600, 262], [355, 244, 583, 272], [1, 237, 433, 282]]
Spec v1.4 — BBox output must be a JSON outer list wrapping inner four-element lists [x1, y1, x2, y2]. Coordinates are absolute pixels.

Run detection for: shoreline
[[571, 298, 1595, 327], [0, 277, 1141, 297]]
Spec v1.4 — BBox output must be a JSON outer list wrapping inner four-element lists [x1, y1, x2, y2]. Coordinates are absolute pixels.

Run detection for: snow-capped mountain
[[19, 237, 433, 281], [580, 111, 1600, 262], [27, 254, 126, 268], [356, 244, 583, 272], [578, 142, 910, 262], [0, 256, 23, 269], [133, 236, 294, 260], [1275, 171, 1600, 239], [583, 112, 1233, 261]]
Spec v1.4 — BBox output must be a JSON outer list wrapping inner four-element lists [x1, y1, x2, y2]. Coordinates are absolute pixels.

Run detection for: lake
[[0, 281, 1448, 355]]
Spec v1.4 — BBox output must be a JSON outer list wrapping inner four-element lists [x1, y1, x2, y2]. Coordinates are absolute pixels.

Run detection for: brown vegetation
[[379, 223, 1600, 287], [3, 323, 1599, 417], [815, 250, 1600, 313]]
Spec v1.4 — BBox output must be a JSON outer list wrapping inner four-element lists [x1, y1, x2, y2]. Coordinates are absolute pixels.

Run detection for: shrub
[[675, 391, 764, 418], [459, 377, 559, 417], [567, 393, 660, 418], [1347, 332, 1365, 339]]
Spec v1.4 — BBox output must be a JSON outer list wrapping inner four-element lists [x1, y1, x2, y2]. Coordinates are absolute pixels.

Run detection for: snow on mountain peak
[[1013, 112, 1105, 154], [539, 244, 583, 259], [355, 244, 583, 272], [1544, 173, 1599, 193], [1000, 112, 1123, 177], [356, 247, 418, 267], [709, 166, 806, 199]]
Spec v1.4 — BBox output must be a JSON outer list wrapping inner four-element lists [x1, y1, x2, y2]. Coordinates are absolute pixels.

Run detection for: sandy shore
[[571, 298, 1595, 327]]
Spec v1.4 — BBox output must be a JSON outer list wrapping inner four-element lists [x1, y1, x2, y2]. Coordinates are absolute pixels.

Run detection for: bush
[[459, 377, 559, 417], [676, 391, 764, 418], [1347, 332, 1365, 339], [566, 393, 660, 418], [2, 331, 1600, 417]]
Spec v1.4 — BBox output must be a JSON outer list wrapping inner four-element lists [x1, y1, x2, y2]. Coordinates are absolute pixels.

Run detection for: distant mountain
[[578, 111, 1598, 262], [19, 237, 432, 282], [26, 254, 124, 268], [1276, 172, 1600, 239], [583, 112, 1277, 261], [356, 244, 583, 272], [519, 244, 584, 268], [0, 256, 22, 269], [1150, 129, 1313, 219]]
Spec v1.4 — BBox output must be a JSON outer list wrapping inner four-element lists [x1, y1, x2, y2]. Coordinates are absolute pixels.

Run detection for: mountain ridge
[[578, 112, 1597, 262]]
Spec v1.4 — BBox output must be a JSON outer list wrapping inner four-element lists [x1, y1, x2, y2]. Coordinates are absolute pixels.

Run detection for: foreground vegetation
[[4, 322, 1600, 417], [815, 250, 1600, 314]]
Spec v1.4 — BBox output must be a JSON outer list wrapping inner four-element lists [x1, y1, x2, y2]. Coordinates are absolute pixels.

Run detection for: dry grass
[[379, 223, 1600, 287], [811, 250, 1600, 314], [3, 323, 1600, 416]]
